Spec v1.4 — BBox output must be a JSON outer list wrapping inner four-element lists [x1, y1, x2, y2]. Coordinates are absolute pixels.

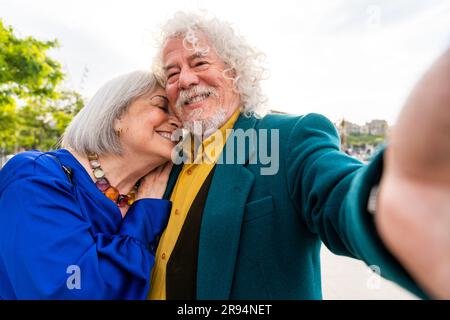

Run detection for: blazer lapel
[[197, 114, 258, 299]]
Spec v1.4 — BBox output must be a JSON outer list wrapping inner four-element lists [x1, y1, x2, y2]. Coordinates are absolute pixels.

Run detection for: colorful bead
[[87, 152, 98, 161], [93, 168, 105, 179], [90, 160, 101, 169], [117, 195, 129, 208], [88, 152, 139, 209], [104, 186, 119, 202], [127, 192, 136, 206], [95, 178, 110, 192]]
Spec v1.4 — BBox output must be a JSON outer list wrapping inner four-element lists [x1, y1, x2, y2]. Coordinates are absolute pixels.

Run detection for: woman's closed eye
[[150, 95, 169, 112], [157, 105, 169, 112]]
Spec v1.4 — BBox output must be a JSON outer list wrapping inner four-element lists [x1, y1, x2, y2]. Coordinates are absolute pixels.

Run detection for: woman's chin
[[160, 144, 177, 161]]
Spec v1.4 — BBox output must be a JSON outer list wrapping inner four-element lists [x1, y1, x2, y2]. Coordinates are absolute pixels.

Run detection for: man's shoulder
[[254, 112, 335, 131], [231, 112, 339, 149]]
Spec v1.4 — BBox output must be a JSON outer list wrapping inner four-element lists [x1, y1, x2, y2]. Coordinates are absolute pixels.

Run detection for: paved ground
[[320, 245, 418, 300]]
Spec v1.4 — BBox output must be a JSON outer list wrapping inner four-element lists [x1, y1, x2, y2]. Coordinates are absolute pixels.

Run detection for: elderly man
[[148, 12, 450, 300]]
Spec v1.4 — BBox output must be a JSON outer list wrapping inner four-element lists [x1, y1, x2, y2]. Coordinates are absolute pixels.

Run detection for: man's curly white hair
[[152, 11, 268, 116]]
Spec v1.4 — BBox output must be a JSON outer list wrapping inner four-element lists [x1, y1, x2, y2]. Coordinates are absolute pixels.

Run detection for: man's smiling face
[[162, 31, 241, 135]]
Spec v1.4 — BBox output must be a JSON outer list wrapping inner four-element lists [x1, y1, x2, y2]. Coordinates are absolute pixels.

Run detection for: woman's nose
[[168, 115, 182, 129]]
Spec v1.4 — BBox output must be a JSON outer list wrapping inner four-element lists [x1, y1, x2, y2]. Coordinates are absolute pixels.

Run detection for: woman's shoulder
[[0, 150, 70, 193]]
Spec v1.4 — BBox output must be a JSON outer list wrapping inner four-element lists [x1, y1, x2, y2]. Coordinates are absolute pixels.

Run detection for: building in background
[[340, 119, 388, 136], [335, 118, 390, 162]]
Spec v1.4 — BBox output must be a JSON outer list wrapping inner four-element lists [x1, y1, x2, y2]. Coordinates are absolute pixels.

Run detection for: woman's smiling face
[[114, 86, 181, 160]]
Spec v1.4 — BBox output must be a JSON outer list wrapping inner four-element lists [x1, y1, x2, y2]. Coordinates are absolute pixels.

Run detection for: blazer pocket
[[244, 195, 275, 222]]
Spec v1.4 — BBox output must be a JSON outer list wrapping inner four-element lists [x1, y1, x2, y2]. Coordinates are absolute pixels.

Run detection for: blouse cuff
[[118, 198, 171, 253]]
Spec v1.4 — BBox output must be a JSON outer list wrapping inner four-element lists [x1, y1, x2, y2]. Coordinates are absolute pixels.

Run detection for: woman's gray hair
[[61, 70, 160, 156], [152, 11, 268, 116]]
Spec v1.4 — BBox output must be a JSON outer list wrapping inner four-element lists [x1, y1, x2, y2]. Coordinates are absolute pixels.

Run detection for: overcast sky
[[1, 0, 450, 124]]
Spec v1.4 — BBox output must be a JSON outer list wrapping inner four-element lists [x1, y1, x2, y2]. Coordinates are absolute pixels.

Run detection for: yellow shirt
[[148, 109, 240, 300]]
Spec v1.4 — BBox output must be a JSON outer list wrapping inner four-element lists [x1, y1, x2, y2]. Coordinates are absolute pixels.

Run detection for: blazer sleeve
[[285, 113, 428, 299], [0, 172, 170, 300]]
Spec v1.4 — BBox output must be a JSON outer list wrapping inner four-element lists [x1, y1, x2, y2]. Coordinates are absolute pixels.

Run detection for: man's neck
[[193, 107, 241, 139]]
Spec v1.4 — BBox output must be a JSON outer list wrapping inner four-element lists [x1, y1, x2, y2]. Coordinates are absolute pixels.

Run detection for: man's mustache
[[175, 86, 218, 111]]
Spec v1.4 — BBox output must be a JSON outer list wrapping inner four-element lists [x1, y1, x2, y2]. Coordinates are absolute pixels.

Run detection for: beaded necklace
[[87, 152, 139, 208]]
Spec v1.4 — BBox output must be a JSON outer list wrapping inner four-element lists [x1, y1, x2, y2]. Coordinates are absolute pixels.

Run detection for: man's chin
[[180, 108, 209, 127], [182, 118, 218, 136], [180, 107, 227, 136]]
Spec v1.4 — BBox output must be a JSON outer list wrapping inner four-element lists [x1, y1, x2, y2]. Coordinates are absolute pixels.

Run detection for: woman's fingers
[[136, 161, 173, 200]]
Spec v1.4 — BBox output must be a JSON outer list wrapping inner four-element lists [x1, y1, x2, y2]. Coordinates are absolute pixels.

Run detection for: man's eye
[[195, 61, 209, 67], [167, 72, 179, 79]]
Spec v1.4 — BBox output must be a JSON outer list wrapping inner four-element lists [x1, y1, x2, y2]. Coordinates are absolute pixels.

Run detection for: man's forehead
[[162, 32, 212, 62]]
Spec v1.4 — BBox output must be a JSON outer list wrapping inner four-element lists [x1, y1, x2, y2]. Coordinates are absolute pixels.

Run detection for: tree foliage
[[0, 19, 84, 154]]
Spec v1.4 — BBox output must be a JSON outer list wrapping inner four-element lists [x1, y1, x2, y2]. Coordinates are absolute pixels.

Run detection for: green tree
[[0, 19, 84, 154], [0, 103, 17, 153], [0, 19, 63, 100], [16, 90, 84, 151]]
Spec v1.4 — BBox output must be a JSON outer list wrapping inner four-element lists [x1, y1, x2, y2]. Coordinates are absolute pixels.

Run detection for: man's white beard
[[175, 85, 229, 137], [182, 107, 227, 138]]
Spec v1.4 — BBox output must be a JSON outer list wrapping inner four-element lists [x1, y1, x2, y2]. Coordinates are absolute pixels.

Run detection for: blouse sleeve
[[0, 173, 170, 300]]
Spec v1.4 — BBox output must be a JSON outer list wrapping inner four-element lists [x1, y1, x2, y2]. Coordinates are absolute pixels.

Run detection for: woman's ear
[[113, 118, 122, 132]]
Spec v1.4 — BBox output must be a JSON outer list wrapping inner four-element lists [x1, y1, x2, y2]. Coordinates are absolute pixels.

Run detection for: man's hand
[[376, 48, 450, 299]]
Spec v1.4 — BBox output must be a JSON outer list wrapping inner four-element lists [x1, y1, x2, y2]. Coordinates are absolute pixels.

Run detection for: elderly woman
[[0, 71, 181, 299]]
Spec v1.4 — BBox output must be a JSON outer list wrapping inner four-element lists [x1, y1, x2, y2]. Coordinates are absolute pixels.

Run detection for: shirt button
[[174, 209, 180, 215], [186, 168, 193, 175], [161, 253, 166, 260]]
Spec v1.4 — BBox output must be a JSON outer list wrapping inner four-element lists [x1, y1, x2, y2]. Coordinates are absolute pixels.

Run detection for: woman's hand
[[136, 162, 173, 200]]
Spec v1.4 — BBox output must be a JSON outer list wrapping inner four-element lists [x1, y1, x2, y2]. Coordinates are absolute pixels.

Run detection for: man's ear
[[223, 67, 237, 80]]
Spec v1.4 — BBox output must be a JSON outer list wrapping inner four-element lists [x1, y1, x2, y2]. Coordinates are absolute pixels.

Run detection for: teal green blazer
[[164, 113, 427, 300]]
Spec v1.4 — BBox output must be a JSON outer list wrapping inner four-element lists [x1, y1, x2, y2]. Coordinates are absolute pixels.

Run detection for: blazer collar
[[197, 113, 258, 299], [164, 113, 258, 198], [163, 114, 259, 299]]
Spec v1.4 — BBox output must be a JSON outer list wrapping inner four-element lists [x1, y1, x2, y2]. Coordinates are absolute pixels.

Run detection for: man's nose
[[178, 68, 199, 89]]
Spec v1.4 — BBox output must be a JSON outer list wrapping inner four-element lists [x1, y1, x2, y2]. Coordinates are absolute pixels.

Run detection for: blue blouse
[[0, 149, 171, 299]]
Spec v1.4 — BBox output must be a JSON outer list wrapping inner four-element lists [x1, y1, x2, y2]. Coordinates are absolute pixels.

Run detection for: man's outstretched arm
[[286, 48, 450, 299], [377, 48, 450, 299]]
